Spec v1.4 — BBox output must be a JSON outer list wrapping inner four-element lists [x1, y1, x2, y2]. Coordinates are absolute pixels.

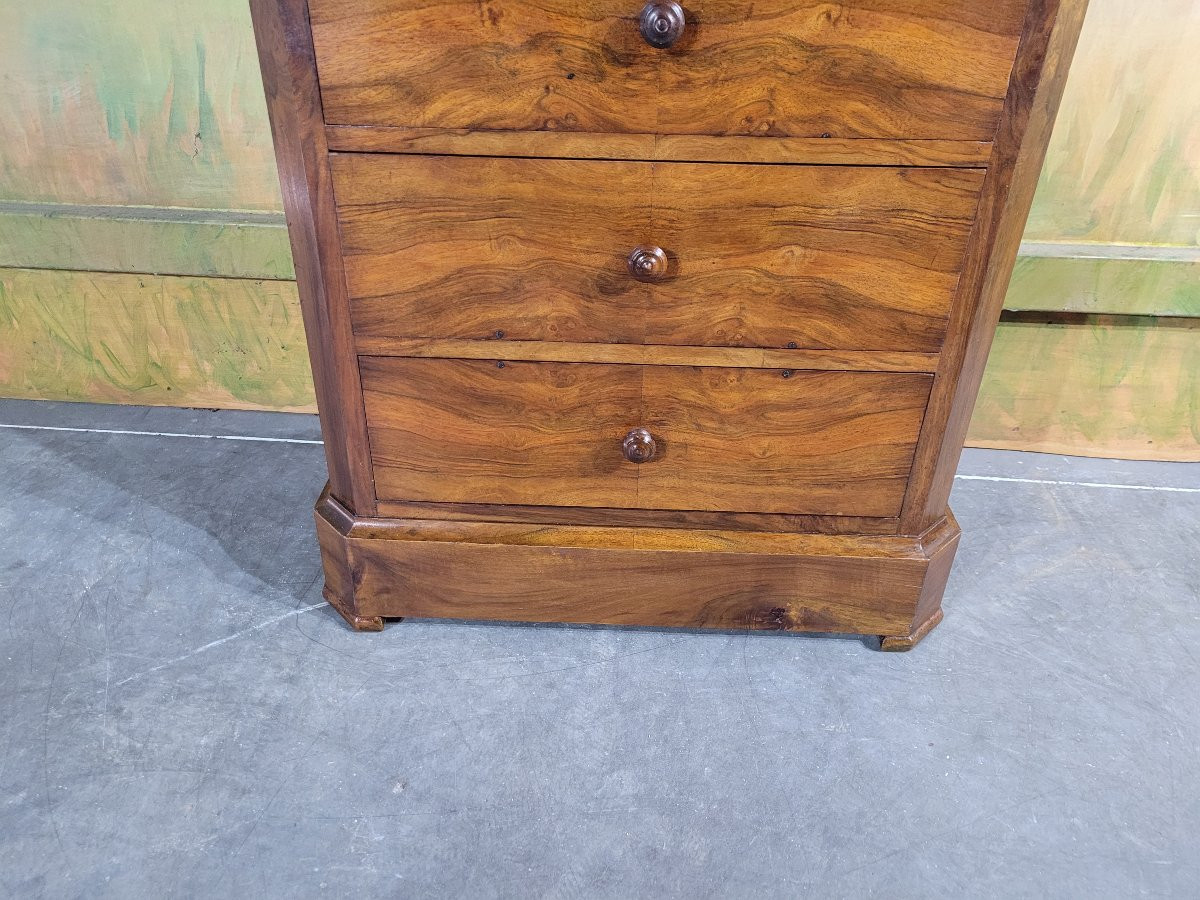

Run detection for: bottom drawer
[[360, 357, 931, 517]]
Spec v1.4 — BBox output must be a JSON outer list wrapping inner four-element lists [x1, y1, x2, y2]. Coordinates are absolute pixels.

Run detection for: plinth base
[[315, 487, 957, 651]]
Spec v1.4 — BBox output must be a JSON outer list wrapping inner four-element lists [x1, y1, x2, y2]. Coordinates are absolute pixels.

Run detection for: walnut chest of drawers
[[251, 0, 1086, 648]]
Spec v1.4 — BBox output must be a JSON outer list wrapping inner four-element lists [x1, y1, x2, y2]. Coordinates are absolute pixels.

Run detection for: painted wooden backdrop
[[969, 0, 1200, 459], [1, 0, 1197, 458]]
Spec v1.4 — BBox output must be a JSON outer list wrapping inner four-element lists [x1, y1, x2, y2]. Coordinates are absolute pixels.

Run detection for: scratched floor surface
[[1, 399, 1198, 898]]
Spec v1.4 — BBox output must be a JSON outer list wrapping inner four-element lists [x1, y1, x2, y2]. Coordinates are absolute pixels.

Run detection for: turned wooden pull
[[638, 0, 685, 48], [622, 428, 657, 463], [627, 245, 669, 281]]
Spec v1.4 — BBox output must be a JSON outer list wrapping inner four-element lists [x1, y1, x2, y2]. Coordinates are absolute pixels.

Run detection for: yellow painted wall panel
[[1025, 0, 1200, 248], [968, 321, 1200, 461], [0, 268, 315, 412]]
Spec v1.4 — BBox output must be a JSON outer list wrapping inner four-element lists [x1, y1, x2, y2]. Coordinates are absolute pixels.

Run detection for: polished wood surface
[[253, 0, 1087, 647], [342, 507, 941, 557], [324, 126, 994, 167], [318, 488, 960, 642], [248, 0, 377, 515], [901, 0, 1089, 531], [360, 358, 931, 516], [315, 495, 385, 630], [880, 608, 945, 651], [309, 0, 1025, 140], [374, 499, 901, 536], [352, 338, 940, 374], [334, 154, 983, 353]]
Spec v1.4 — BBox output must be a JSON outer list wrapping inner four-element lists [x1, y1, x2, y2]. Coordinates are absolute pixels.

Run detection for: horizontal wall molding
[[0, 203, 294, 281], [1000, 310, 1200, 329], [1019, 240, 1200, 262], [0, 200, 286, 226], [1004, 254, 1200, 318]]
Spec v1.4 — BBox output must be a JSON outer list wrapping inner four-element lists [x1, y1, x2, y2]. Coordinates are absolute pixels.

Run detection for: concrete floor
[[1, 398, 1198, 898]]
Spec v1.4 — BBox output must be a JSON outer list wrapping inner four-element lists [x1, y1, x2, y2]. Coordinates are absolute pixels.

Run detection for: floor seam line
[[953, 474, 1200, 493], [0, 422, 322, 445]]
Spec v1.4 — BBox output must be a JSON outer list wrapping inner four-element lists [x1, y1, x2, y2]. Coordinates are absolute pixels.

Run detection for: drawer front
[[334, 154, 983, 353], [360, 357, 932, 517], [310, 0, 1026, 141]]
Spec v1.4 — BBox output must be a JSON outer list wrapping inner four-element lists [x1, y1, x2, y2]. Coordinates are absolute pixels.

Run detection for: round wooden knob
[[627, 245, 669, 282], [638, 0, 685, 49], [622, 428, 657, 463]]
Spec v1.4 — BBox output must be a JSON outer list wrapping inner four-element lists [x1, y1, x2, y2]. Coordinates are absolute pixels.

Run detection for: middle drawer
[[332, 153, 984, 353]]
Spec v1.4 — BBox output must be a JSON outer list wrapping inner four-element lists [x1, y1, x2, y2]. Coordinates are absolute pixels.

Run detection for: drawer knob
[[627, 245, 669, 281], [622, 428, 657, 463], [638, 0, 685, 49]]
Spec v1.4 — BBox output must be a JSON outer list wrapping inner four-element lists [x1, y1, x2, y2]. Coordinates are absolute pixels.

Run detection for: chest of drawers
[[251, 0, 1086, 649]]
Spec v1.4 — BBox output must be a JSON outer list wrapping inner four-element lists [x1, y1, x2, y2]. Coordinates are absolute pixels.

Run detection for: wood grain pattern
[[374, 500, 901, 535], [343, 509, 944, 558], [901, 0, 1089, 530], [249, 0, 376, 514], [880, 607, 945, 650], [315, 494, 384, 630], [324, 125, 994, 167], [354, 338, 939, 373], [358, 539, 915, 634], [14, 0, 1158, 480], [334, 154, 983, 353], [309, 0, 1025, 140], [360, 357, 932, 516], [253, 0, 1090, 643], [883, 512, 960, 648], [318, 488, 959, 642]]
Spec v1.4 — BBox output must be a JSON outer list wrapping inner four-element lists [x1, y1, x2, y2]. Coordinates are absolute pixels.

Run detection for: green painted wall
[[968, 0, 1200, 459], [0, 268, 311, 411], [0, 0, 1197, 460], [0, 0, 281, 210]]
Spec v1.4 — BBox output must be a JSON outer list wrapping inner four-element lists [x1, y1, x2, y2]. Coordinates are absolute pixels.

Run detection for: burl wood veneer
[[251, 0, 1087, 649]]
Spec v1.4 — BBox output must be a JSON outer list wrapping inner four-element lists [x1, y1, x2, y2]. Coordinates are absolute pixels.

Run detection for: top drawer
[[309, 0, 1028, 141]]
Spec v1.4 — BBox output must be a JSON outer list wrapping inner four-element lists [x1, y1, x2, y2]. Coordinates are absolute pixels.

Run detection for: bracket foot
[[880, 607, 943, 652], [324, 585, 386, 632]]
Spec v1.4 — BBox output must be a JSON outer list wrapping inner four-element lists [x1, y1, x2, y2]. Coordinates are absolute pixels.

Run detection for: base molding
[[314, 487, 958, 649]]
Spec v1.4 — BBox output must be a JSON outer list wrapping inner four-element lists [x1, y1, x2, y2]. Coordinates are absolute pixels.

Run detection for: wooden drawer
[[309, 0, 1026, 141], [334, 154, 984, 353], [360, 357, 932, 516]]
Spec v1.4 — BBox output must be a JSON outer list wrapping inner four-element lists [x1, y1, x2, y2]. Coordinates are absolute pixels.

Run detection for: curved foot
[[324, 586, 387, 632], [880, 607, 943, 652]]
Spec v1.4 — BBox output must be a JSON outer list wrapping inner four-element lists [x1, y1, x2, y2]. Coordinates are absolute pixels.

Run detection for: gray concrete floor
[[1, 398, 1198, 898]]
